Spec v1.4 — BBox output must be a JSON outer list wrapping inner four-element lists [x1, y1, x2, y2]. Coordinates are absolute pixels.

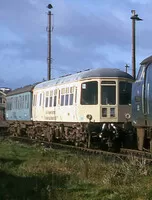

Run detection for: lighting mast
[[130, 10, 142, 80], [47, 4, 53, 80]]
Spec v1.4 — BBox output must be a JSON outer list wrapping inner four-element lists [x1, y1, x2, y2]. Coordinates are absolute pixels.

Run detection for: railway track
[[5, 135, 152, 164]]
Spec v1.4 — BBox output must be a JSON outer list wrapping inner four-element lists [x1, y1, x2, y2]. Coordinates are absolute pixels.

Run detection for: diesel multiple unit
[[5, 68, 134, 152]]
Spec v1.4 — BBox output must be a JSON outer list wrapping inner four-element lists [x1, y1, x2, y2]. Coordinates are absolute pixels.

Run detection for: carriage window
[[61, 95, 64, 106], [45, 91, 49, 107], [25, 95, 29, 109], [58, 90, 60, 105], [119, 82, 132, 105], [65, 94, 69, 106], [69, 94, 73, 105], [69, 87, 74, 105], [49, 97, 52, 107], [101, 81, 116, 105], [6, 99, 12, 110], [39, 93, 42, 106], [21, 96, 23, 109], [45, 97, 48, 107], [49, 91, 53, 107], [137, 65, 145, 80], [53, 96, 57, 107], [10, 100, 12, 110], [81, 81, 98, 105], [19, 96, 21, 109], [23, 95, 25, 109]]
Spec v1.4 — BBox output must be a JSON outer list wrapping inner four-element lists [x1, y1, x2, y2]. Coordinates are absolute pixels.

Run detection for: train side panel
[[33, 82, 81, 122], [6, 92, 32, 121], [33, 77, 133, 124], [33, 80, 101, 123]]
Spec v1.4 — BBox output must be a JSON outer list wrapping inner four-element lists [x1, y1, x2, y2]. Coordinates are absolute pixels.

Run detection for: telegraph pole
[[130, 10, 142, 80], [47, 4, 53, 80]]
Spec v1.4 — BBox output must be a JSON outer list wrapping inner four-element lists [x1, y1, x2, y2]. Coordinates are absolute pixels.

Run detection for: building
[[0, 91, 6, 120], [0, 87, 11, 94], [0, 87, 11, 120]]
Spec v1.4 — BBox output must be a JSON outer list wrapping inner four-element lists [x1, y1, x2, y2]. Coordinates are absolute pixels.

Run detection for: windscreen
[[81, 81, 98, 105]]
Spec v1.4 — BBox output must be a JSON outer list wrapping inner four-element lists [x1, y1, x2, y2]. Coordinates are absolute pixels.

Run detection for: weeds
[[0, 141, 152, 199]]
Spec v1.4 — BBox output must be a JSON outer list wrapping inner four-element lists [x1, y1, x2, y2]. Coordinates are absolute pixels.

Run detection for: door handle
[[142, 84, 144, 113], [147, 83, 149, 114]]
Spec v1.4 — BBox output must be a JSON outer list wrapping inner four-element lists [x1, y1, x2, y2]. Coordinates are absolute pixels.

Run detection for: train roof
[[140, 55, 152, 65], [6, 83, 38, 97], [35, 68, 134, 89]]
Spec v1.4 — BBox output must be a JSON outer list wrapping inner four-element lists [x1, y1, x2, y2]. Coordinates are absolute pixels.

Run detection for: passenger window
[[25, 95, 29, 109], [23, 95, 25, 109], [61, 95, 64, 106], [45, 97, 48, 107], [49, 96, 52, 107], [58, 90, 60, 105], [65, 94, 69, 106], [39, 94, 42, 106], [69, 94, 73, 105], [53, 96, 57, 107], [49, 91, 53, 107]]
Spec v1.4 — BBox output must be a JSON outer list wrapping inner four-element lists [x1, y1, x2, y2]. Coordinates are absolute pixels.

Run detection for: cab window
[[81, 81, 98, 105], [119, 82, 132, 105], [137, 65, 145, 80]]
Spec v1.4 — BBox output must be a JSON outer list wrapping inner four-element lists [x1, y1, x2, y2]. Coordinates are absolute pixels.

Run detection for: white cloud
[[0, 0, 152, 88]]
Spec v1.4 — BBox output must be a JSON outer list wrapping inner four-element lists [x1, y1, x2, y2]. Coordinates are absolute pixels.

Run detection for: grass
[[0, 140, 152, 199]]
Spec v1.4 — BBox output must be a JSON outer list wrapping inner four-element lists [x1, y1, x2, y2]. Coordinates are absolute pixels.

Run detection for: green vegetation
[[0, 140, 152, 200]]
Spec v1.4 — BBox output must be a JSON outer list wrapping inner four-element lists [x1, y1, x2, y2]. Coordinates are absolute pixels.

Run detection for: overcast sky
[[0, 0, 151, 89]]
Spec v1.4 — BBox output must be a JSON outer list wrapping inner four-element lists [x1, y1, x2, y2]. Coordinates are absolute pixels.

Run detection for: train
[[3, 67, 136, 152], [132, 55, 152, 152], [1, 55, 152, 152]]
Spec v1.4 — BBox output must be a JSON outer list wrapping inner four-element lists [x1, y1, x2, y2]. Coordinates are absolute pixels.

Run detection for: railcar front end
[[132, 56, 152, 152], [32, 68, 134, 152]]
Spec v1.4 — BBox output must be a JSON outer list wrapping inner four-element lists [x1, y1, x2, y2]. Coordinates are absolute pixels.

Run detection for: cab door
[[145, 63, 152, 126], [100, 80, 117, 122], [132, 65, 146, 126]]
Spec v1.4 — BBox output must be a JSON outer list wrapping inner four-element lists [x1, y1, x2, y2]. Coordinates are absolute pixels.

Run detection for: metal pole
[[47, 10, 51, 80], [132, 16, 136, 80], [130, 10, 142, 80]]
